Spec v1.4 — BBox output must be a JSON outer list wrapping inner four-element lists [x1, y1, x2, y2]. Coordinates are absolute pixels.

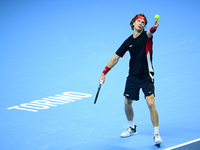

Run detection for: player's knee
[[146, 94, 155, 110], [147, 102, 156, 111], [124, 99, 132, 110], [148, 102, 153, 108], [124, 98, 132, 105], [125, 103, 132, 111]]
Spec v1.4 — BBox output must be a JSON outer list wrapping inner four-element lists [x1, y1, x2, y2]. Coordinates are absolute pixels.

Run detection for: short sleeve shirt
[[116, 31, 154, 75]]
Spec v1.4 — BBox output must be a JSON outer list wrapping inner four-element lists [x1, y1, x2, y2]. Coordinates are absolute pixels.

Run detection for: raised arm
[[99, 54, 120, 83], [146, 20, 160, 38]]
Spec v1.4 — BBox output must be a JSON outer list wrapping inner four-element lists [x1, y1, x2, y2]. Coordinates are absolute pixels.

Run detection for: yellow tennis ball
[[154, 14, 160, 20]]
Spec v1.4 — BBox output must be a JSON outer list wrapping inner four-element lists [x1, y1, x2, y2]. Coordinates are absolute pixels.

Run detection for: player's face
[[133, 19, 146, 31]]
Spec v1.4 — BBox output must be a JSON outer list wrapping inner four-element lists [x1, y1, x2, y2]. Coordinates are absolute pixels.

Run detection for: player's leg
[[146, 94, 158, 127], [121, 97, 137, 138], [124, 97, 134, 121], [142, 73, 163, 145], [142, 74, 159, 127], [121, 75, 139, 138], [146, 94, 163, 145]]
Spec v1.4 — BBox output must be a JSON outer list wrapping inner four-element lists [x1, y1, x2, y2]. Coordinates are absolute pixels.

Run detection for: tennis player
[[98, 13, 163, 145]]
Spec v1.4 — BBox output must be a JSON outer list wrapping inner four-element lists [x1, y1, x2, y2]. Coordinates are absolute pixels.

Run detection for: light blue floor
[[1, 1, 200, 150]]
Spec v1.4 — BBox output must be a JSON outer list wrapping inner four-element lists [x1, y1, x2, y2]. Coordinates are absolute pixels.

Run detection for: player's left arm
[[146, 20, 160, 38]]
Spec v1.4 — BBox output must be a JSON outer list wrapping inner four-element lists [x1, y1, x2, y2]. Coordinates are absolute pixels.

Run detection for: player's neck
[[133, 29, 143, 39]]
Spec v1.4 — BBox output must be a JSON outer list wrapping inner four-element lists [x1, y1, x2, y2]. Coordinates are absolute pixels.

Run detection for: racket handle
[[100, 80, 103, 84]]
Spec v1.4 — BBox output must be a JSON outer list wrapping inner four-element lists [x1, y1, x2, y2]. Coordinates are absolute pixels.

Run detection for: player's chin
[[135, 28, 143, 32]]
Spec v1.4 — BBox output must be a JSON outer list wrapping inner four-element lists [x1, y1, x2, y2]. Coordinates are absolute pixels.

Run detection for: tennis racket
[[94, 80, 103, 104]]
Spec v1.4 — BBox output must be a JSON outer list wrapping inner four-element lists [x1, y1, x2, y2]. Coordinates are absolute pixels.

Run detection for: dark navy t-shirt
[[116, 31, 154, 75]]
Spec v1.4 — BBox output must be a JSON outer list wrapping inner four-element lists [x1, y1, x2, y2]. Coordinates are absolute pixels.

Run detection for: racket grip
[[100, 80, 103, 84]]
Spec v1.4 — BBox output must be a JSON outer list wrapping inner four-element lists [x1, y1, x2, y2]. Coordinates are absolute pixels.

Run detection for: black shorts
[[124, 73, 155, 100]]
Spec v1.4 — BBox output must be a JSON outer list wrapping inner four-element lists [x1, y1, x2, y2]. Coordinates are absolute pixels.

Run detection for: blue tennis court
[[1, 0, 200, 149]]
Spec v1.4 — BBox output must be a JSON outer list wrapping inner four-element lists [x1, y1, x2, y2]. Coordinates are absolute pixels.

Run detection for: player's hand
[[99, 73, 105, 84], [153, 20, 160, 29]]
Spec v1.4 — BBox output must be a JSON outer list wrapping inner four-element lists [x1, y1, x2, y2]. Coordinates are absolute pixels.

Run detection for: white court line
[[164, 138, 200, 150]]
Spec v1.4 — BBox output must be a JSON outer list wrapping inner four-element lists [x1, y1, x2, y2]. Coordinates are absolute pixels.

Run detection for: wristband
[[102, 66, 111, 75], [150, 27, 157, 33]]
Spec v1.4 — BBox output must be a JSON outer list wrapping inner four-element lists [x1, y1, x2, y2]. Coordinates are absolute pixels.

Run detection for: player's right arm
[[99, 54, 120, 83]]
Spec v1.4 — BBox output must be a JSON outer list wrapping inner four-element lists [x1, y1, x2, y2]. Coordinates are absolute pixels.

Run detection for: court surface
[[1, 1, 200, 150]]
